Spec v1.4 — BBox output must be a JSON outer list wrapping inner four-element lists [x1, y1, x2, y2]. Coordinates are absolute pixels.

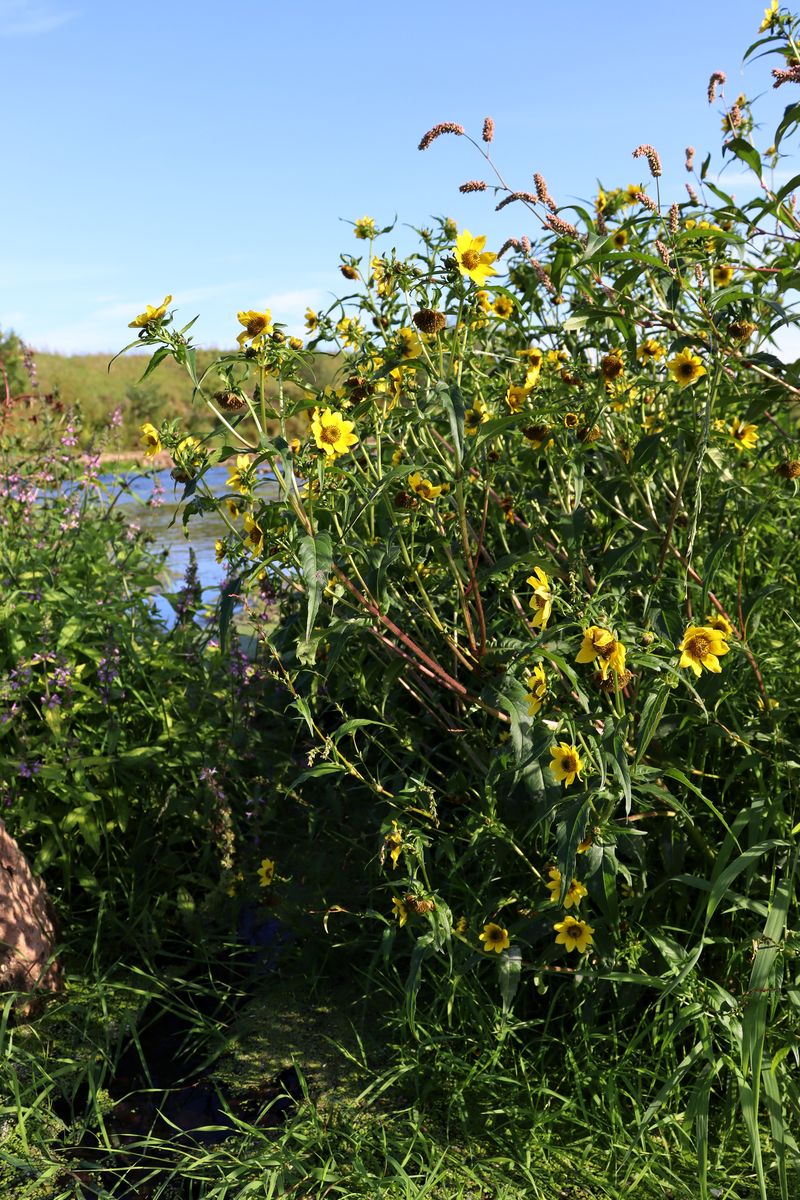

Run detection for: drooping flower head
[[705, 613, 734, 638], [545, 867, 588, 909], [243, 513, 264, 557], [392, 897, 409, 927], [140, 422, 161, 457], [553, 915, 595, 954], [226, 454, 255, 496], [311, 408, 358, 459], [408, 472, 443, 502], [454, 230, 498, 286], [526, 567, 553, 629], [257, 857, 275, 887], [549, 742, 584, 788], [236, 308, 273, 348], [479, 922, 511, 953], [575, 625, 627, 679], [677, 624, 730, 677], [129, 295, 172, 329], [526, 663, 548, 715]]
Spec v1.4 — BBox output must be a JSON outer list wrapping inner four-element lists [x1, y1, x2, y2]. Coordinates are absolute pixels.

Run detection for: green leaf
[[139, 345, 171, 382], [298, 530, 333, 641], [723, 137, 762, 178], [635, 682, 671, 765]]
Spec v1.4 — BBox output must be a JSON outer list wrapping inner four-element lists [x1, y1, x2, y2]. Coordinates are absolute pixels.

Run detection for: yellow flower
[[288, 336, 303, 351], [595, 187, 607, 213], [243, 513, 264, 557], [257, 857, 275, 887], [454, 229, 498, 286], [518, 346, 544, 368], [479, 922, 511, 954], [493, 295, 514, 319], [236, 308, 272, 348], [637, 338, 665, 363], [667, 349, 707, 388], [677, 624, 730, 677], [225, 497, 241, 520], [622, 183, 643, 207], [336, 316, 364, 347], [140, 422, 161, 457], [505, 384, 529, 414], [526, 663, 548, 715], [522, 423, 552, 450], [397, 326, 423, 359], [408, 472, 443, 502], [759, 0, 779, 31], [545, 867, 588, 910], [575, 625, 627, 680], [523, 364, 541, 390], [464, 400, 490, 436], [129, 294, 172, 329], [729, 418, 758, 452], [475, 289, 492, 312], [392, 897, 409, 927], [564, 412, 580, 429], [385, 821, 403, 869], [611, 229, 628, 249], [705, 613, 734, 638], [311, 408, 358, 459], [305, 308, 318, 333], [526, 567, 553, 629], [455, 916, 468, 935], [553, 915, 595, 954], [214, 539, 225, 564], [549, 742, 584, 788], [354, 215, 376, 240], [226, 454, 254, 495], [713, 264, 735, 287]]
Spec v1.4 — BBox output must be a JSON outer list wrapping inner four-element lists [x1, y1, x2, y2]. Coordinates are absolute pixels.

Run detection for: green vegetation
[[2, 7, 800, 1199]]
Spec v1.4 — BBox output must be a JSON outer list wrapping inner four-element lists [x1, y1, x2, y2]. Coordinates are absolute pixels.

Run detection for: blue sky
[[0, 0, 789, 354]]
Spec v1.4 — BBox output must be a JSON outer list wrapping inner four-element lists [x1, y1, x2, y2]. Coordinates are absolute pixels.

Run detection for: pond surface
[[99, 465, 277, 625]]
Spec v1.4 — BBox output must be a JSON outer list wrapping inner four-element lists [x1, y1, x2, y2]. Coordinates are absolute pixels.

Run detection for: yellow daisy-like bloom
[[523, 364, 541, 390], [236, 308, 272, 348], [354, 215, 376, 240], [595, 187, 608, 214], [304, 308, 318, 333], [129, 294, 172, 329], [337, 316, 364, 347], [637, 338, 665, 363], [454, 229, 498, 286], [140, 422, 161, 457], [214, 539, 225, 564], [243, 513, 264, 557], [545, 867, 588, 910], [705, 613, 734, 638], [760, 0, 779, 32], [549, 742, 584, 788], [575, 625, 627, 680], [479, 922, 511, 954], [455, 915, 468, 935], [311, 408, 358, 459], [526, 663, 548, 715], [226, 454, 254, 495], [257, 857, 275, 888], [385, 821, 403, 869], [464, 400, 490, 437], [493, 295, 514, 319], [526, 567, 553, 630], [408, 472, 443, 502], [677, 624, 730, 677], [518, 346, 544, 369], [288, 336, 303, 351], [397, 326, 423, 359], [667, 349, 707, 388], [713, 264, 735, 287], [611, 229, 628, 249], [729, 418, 758, 452], [622, 183, 643, 207], [553, 915, 595, 954], [505, 384, 529, 414], [475, 289, 492, 312], [392, 897, 409, 927], [225, 497, 241, 520]]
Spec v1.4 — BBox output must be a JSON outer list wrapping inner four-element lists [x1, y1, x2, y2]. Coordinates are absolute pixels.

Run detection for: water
[[98, 465, 276, 625]]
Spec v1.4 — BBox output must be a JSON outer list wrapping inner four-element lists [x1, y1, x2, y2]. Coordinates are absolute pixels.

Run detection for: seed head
[[545, 214, 579, 238], [459, 180, 487, 193], [635, 191, 658, 212], [340, 264, 359, 280], [686, 183, 699, 204], [655, 239, 670, 267], [215, 390, 246, 412], [482, 116, 495, 144], [418, 121, 465, 150], [533, 172, 557, 212], [497, 237, 521, 259], [632, 144, 662, 177], [528, 256, 556, 293], [577, 423, 602, 443], [669, 204, 679, 235], [708, 71, 726, 104], [775, 460, 800, 478], [496, 190, 538, 211], [413, 309, 446, 334], [773, 65, 800, 88]]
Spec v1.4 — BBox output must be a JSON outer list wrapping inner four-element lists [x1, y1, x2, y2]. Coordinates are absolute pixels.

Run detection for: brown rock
[[0, 820, 61, 1004]]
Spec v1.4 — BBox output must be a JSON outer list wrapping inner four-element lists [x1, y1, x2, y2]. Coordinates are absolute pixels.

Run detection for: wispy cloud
[[0, 1, 76, 36]]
